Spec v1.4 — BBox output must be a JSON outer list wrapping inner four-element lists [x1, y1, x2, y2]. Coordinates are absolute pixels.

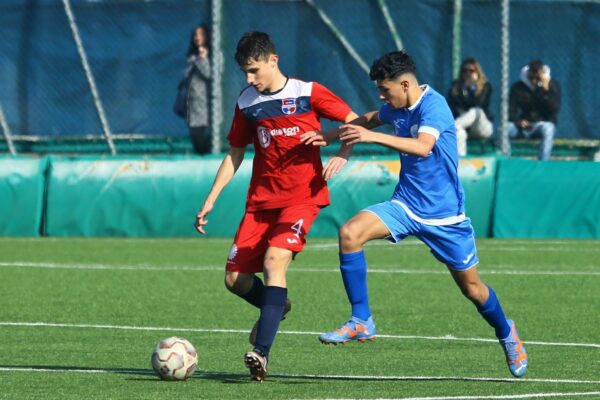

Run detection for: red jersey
[[227, 78, 352, 211]]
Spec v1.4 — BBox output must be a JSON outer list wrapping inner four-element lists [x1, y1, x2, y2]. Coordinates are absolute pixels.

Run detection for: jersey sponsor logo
[[257, 126, 300, 148], [281, 98, 297, 115]]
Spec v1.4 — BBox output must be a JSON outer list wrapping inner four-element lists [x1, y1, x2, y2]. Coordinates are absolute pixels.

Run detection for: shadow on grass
[[0, 365, 153, 377], [0, 365, 524, 385]]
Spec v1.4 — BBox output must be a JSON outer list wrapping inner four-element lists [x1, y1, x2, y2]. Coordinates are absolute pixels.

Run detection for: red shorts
[[226, 203, 321, 273]]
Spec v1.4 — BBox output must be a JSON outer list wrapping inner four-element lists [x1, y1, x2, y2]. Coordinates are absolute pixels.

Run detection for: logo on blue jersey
[[410, 124, 419, 138], [281, 98, 297, 115]]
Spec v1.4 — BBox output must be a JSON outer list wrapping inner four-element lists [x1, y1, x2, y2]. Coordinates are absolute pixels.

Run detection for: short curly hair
[[369, 51, 416, 81]]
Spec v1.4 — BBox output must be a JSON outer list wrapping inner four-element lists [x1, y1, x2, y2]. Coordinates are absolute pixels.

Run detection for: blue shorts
[[364, 201, 479, 271]]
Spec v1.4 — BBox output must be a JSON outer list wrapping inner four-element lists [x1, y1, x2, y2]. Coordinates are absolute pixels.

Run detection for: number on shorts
[[291, 219, 304, 238]]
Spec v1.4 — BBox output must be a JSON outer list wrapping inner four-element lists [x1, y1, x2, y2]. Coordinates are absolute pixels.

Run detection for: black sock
[[239, 275, 264, 309], [254, 286, 287, 360]]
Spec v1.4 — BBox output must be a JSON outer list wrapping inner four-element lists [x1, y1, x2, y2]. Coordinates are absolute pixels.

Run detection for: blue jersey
[[378, 85, 466, 223]]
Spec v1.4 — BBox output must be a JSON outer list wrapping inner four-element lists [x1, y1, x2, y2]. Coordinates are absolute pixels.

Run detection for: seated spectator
[[447, 58, 493, 157], [508, 60, 561, 161]]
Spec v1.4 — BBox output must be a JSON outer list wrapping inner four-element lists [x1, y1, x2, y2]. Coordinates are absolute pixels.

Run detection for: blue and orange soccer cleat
[[499, 319, 528, 377], [319, 316, 376, 344]]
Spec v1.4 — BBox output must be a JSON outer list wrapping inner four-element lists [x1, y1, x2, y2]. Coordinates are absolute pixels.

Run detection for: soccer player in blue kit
[[304, 51, 528, 377]]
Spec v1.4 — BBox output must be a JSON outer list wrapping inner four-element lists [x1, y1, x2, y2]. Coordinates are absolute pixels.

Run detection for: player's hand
[[300, 130, 328, 147], [194, 202, 214, 234], [322, 156, 347, 181], [339, 124, 374, 145]]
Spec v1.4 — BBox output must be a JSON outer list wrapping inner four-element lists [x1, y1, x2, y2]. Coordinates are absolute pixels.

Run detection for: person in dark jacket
[[447, 58, 493, 157], [508, 60, 561, 160]]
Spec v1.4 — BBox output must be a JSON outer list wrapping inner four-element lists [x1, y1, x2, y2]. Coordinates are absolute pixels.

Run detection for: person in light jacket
[[183, 24, 211, 154]]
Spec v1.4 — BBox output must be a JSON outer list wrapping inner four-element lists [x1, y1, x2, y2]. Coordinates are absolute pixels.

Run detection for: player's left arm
[[340, 125, 436, 157], [299, 82, 360, 179], [300, 82, 359, 146]]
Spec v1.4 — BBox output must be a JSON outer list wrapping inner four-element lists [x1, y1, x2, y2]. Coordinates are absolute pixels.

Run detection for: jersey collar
[[260, 76, 289, 96], [408, 84, 430, 111]]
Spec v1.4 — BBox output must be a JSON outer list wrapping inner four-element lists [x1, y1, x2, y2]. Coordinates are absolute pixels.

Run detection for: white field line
[[309, 241, 600, 252], [313, 391, 600, 400], [0, 366, 600, 387], [1, 321, 599, 349], [0, 261, 599, 276]]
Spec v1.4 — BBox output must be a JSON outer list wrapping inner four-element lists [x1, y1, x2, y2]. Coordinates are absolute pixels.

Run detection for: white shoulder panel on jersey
[[237, 79, 313, 110]]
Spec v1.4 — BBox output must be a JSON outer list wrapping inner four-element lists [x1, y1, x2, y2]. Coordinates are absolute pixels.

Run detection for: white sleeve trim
[[418, 126, 440, 140]]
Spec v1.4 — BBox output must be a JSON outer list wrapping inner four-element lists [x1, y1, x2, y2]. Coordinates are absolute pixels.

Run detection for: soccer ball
[[151, 336, 198, 381]]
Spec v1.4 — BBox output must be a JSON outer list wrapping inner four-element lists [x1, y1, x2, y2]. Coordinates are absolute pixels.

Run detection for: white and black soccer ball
[[151, 336, 198, 381]]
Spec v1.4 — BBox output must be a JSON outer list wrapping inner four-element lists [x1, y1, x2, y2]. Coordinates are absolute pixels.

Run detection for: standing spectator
[[183, 24, 211, 154], [508, 60, 561, 161], [447, 58, 493, 157]]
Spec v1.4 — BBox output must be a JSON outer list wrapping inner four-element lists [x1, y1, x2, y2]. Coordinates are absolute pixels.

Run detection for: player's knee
[[263, 255, 276, 272], [223, 274, 236, 292], [461, 282, 486, 304], [224, 272, 245, 295], [339, 222, 362, 248], [263, 254, 285, 276]]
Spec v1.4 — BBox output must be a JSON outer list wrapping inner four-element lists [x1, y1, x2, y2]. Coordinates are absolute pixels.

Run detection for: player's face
[[241, 55, 278, 92], [377, 77, 409, 109]]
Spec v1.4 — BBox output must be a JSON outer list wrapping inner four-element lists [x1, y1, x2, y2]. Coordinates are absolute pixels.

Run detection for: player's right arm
[[345, 110, 385, 130], [195, 146, 246, 234], [302, 110, 384, 146]]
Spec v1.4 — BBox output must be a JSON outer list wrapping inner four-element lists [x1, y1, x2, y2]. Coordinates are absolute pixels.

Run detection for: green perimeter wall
[[0, 156, 598, 239], [0, 157, 47, 236]]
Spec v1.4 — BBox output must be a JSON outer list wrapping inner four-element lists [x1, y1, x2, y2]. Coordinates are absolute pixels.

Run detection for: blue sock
[[239, 275, 264, 309], [340, 251, 371, 321], [254, 286, 287, 359], [476, 286, 511, 339]]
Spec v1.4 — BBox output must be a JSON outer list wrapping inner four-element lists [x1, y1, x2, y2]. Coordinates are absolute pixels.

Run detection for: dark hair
[[369, 51, 416, 81], [235, 31, 276, 66], [528, 59, 545, 73], [459, 57, 487, 95], [187, 25, 210, 57]]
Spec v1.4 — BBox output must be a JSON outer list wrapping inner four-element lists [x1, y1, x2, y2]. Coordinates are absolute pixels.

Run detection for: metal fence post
[[500, 0, 511, 157], [62, 0, 116, 155], [0, 104, 16, 155], [211, 0, 224, 154]]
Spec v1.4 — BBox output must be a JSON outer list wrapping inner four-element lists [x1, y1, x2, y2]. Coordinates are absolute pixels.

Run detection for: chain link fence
[[1, 0, 598, 156]]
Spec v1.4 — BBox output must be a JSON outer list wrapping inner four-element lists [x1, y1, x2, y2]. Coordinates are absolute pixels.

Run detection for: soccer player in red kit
[[194, 31, 357, 381]]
